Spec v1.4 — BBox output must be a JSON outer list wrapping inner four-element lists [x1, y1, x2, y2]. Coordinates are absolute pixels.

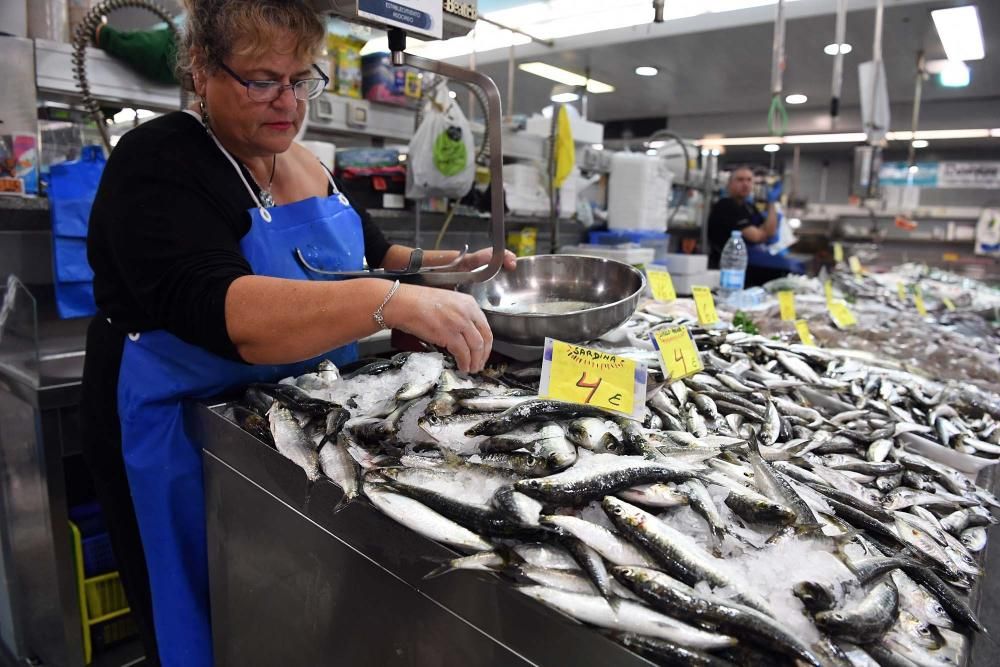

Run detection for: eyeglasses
[[218, 62, 330, 102]]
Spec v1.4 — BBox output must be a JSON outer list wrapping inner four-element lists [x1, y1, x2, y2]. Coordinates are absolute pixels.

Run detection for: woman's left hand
[[459, 247, 517, 273]]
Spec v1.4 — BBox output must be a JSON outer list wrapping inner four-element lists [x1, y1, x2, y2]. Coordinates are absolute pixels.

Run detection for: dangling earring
[[199, 98, 210, 127]]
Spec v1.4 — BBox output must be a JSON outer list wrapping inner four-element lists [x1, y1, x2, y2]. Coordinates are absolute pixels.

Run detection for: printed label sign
[[651, 326, 704, 382], [647, 269, 677, 302], [539, 339, 646, 418], [828, 300, 857, 328], [794, 319, 815, 346], [691, 286, 719, 325], [358, 0, 444, 38], [848, 255, 863, 275], [778, 291, 796, 321], [913, 286, 928, 317], [833, 242, 844, 263]]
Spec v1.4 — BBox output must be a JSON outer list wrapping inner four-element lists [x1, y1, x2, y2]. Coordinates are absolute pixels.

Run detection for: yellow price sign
[[824, 280, 834, 305], [540, 339, 645, 418], [828, 300, 857, 328], [848, 255, 863, 275], [913, 286, 928, 317], [794, 319, 816, 346], [691, 286, 719, 325], [942, 252, 960, 262], [651, 326, 704, 382], [897, 282, 907, 302], [943, 297, 956, 312], [833, 242, 845, 263], [778, 291, 796, 321], [647, 269, 677, 302]]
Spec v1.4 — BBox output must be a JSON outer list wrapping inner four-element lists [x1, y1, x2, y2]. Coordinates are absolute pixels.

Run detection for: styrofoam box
[[671, 270, 720, 296], [664, 253, 708, 274], [560, 244, 655, 267]]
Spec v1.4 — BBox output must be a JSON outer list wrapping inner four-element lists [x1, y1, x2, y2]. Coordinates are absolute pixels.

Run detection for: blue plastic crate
[[69, 501, 106, 538], [81, 532, 117, 577], [588, 230, 669, 245]]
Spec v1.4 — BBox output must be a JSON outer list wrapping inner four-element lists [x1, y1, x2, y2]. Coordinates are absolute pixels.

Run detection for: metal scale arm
[[324, 29, 506, 287]]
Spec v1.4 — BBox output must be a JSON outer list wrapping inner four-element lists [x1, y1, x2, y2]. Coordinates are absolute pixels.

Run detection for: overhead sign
[[880, 161, 1000, 189], [358, 0, 443, 38]]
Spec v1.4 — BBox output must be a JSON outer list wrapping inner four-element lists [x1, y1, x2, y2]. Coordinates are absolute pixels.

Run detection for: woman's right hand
[[382, 284, 493, 373]]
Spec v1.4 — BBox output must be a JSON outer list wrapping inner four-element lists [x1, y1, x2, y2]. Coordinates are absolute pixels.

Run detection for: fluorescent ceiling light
[[931, 5, 985, 62], [784, 132, 867, 144], [911, 139, 929, 149], [785, 94, 807, 105], [763, 143, 780, 153], [889, 129, 991, 141], [646, 149, 659, 156], [938, 60, 970, 88], [519, 62, 615, 94], [591, 143, 604, 150], [550, 92, 580, 103], [824, 43, 852, 55], [992, 129, 1000, 138], [635, 66, 658, 76]]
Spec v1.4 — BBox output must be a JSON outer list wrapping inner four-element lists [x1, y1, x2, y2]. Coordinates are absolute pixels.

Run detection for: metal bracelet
[[373, 280, 401, 330]]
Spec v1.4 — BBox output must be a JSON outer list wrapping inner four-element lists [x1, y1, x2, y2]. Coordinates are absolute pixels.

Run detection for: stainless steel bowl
[[461, 254, 646, 346]]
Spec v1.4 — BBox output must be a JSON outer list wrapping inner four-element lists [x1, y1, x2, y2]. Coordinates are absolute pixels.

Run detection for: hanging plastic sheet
[[47, 145, 105, 318]]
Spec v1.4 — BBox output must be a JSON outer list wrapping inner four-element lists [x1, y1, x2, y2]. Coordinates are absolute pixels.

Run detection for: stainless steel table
[[190, 403, 656, 667]]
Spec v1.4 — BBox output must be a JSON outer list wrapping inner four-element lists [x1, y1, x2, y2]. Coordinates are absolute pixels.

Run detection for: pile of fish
[[755, 270, 1000, 392], [231, 315, 998, 667]]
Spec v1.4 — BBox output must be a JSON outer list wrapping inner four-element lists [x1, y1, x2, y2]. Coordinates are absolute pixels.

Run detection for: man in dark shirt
[[707, 166, 778, 268]]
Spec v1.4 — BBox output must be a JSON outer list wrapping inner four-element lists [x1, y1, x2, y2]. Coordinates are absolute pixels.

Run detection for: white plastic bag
[[406, 84, 475, 199], [975, 208, 1000, 256]]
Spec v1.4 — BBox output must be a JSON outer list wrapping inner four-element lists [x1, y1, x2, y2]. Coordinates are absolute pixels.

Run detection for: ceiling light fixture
[[931, 5, 985, 62], [635, 66, 658, 76], [591, 143, 604, 150], [938, 60, 971, 88], [550, 92, 581, 103], [763, 143, 780, 153], [785, 94, 808, 105], [823, 43, 852, 55], [646, 148, 658, 156], [698, 129, 998, 147], [519, 62, 615, 94], [911, 139, 929, 148], [908, 165, 920, 174]]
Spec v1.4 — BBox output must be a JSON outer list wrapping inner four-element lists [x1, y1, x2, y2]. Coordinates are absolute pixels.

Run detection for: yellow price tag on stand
[[778, 291, 796, 321], [943, 297, 956, 312], [824, 280, 834, 305], [848, 255, 863, 275], [794, 319, 816, 346], [828, 300, 857, 328], [913, 286, 928, 317], [691, 286, 719, 325], [540, 339, 644, 417], [897, 282, 907, 302], [833, 242, 844, 263], [651, 326, 704, 381], [647, 269, 677, 302]]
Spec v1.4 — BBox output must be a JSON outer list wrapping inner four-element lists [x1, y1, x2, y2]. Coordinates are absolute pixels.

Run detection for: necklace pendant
[[259, 189, 275, 209]]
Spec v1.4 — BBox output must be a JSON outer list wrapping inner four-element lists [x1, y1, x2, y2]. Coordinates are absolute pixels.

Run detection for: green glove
[[432, 126, 467, 177], [97, 25, 178, 85]]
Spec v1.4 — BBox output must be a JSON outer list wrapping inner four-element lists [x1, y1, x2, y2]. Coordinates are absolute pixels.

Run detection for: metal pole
[[866, 0, 884, 137], [791, 145, 800, 205], [506, 42, 516, 122], [907, 52, 925, 168], [830, 0, 848, 120]]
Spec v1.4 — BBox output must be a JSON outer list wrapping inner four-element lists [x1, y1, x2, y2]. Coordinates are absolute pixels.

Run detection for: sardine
[[814, 578, 898, 644]]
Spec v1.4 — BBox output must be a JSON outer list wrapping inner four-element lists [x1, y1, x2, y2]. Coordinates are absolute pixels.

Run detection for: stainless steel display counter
[[189, 401, 1000, 667], [189, 402, 656, 667]]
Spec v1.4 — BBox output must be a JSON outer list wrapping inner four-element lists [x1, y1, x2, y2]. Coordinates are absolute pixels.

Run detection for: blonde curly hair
[[177, 0, 325, 91]]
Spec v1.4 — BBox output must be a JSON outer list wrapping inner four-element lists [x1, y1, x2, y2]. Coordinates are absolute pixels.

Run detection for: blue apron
[[117, 115, 364, 666]]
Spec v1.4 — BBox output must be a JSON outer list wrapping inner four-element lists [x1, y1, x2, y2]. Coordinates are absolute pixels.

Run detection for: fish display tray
[[188, 401, 1000, 667], [188, 402, 656, 667]]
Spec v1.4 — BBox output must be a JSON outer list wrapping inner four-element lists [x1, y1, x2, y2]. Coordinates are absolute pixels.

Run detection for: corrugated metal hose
[[72, 0, 186, 152]]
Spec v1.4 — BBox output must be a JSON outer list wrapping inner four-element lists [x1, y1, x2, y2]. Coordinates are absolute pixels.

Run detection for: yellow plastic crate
[[70, 521, 135, 664]]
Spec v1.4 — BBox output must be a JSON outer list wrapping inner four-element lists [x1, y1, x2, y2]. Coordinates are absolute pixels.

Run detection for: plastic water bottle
[[719, 230, 748, 299]]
